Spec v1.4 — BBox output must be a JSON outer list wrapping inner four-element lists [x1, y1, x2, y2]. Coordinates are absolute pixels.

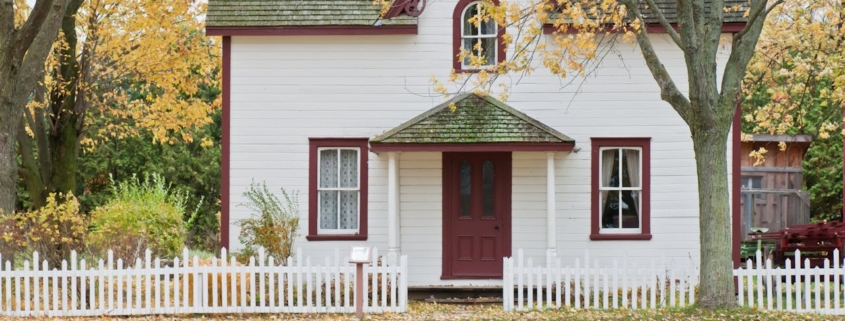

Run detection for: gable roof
[[370, 93, 574, 145], [206, 0, 417, 28]]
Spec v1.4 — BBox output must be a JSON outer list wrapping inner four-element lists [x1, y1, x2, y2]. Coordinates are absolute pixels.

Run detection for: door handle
[[494, 225, 500, 230]]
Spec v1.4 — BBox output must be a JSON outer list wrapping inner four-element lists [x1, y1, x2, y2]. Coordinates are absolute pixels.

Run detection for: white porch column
[[387, 152, 400, 263], [546, 152, 557, 257]]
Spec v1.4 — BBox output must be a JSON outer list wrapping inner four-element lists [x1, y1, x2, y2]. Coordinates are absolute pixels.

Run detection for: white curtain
[[340, 150, 359, 229], [320, 149, 359, 230], [601, 149, 616, 226], [625, 149, 641, 226]]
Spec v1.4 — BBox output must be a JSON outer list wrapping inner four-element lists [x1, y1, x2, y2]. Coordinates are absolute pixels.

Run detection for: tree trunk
[[0, 118, 16, 214], [692, 123, 735, 308]]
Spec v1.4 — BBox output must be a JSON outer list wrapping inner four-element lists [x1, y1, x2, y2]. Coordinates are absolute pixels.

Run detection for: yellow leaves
[[200, 138, 214, 148], [749, 147, 768, 166], [71, 0, 219, 147], [743, 2, 845, 141], [448, 103, 458, 113]]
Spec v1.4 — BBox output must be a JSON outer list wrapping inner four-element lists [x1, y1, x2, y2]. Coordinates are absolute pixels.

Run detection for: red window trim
[[452, 0, 506, 73], [590, 137, 652, 241], [307, 138, 369, 241]]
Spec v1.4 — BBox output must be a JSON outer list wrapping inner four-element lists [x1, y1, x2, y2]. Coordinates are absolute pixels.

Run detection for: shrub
[[237, 181, 300, 264], [0, 193, 86, 267], [88, 174, 187, 264]]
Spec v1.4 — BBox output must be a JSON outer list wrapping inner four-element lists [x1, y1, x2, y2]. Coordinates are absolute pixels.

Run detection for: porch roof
[[370, 93, 575, 152]]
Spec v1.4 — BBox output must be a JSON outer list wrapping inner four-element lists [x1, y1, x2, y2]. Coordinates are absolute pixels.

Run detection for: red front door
[[442, 152, 512, 279]]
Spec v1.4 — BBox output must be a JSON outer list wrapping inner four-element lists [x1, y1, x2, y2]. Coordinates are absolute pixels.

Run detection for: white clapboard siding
[[0, 248, 407, 317], [504, 249, 697, 312]]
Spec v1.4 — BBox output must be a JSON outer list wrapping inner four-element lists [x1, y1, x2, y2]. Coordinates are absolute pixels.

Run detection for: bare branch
[[11, 0, 70, 109], [621, 2, 692, 121], [719, 0, 773, 122], [735, 0, 766, 39], [15, 0, 58, 59], [707, 0, 727, 33], [642, 0, 683, 47]]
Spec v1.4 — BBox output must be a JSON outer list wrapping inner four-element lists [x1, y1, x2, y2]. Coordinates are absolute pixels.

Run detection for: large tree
[[0, 0, 73, 214], [438, 0, 786, 308], [16, 0, 219, 208]]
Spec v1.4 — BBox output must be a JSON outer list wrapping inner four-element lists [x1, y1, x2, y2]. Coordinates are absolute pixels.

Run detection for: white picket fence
[[0, 247, 408, 317], [503, 249, 698, 311], [736, 249, 845, 314]]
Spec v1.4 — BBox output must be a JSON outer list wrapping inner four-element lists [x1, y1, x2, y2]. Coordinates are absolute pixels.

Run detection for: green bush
[[88, 174, 187, 264], [237, 181, 300, 264]]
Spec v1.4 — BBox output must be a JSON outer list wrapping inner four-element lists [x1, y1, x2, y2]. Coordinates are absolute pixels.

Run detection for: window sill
[[590, 234, 652, 241], [455, 67, 500, 74], [306, 235, 368, 241]]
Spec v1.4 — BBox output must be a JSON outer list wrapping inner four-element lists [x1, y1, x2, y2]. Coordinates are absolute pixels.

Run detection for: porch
[[369, 93, 574, 286]]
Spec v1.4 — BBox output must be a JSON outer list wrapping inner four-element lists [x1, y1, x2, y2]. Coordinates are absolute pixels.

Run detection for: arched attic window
[[453, 0, 505, 72]]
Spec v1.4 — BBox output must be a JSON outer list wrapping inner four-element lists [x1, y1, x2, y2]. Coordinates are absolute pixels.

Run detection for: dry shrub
[[0, 193, 86, 267], [186, 258, 252, 306], [237, 181, 299, 265]]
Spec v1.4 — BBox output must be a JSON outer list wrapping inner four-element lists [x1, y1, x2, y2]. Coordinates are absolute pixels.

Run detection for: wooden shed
[[740, 134, 813, 241]]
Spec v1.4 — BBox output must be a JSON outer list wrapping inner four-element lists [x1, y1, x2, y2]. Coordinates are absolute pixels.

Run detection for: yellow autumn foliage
[[22, 0, 220, 149], [0, 193, 86, 267]]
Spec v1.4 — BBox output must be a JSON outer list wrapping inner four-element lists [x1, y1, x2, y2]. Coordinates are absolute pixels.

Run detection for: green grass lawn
[[26, 302, 842, 320]]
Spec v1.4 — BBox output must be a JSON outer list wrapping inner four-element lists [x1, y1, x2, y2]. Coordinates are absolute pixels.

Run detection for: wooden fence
[[0, 247, 407, 317], [503, 249, 698, 311]]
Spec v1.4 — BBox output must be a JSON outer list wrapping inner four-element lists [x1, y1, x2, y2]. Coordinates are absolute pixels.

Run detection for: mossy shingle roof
[[642, 0, 749, 23], [206, 0, 748, 28], [371, 93, 574, 144], [206, 0, 416, 27]]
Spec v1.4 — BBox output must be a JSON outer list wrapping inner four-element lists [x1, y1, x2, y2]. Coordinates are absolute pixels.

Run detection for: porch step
[[409, 286, 503, 302]]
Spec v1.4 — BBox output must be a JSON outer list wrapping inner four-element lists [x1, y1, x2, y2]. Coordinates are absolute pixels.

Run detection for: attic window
[[453, 0, 505, 72]]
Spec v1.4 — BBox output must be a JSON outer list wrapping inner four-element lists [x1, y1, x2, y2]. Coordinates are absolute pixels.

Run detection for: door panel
[[442, 152, 511, 278]]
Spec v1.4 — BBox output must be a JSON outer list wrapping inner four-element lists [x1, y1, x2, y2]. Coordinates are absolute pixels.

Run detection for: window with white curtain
[[317, 147, 360, 234], [598, 147, 642, 233]]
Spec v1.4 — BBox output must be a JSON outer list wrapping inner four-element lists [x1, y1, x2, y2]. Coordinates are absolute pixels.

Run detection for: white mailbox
[[349, 246, 372, 264]]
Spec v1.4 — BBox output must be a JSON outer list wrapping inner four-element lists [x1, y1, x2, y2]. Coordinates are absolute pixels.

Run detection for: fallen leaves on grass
[[22, 302, 843, 320]]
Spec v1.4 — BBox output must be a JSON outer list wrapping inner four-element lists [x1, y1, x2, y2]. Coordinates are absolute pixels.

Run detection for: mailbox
[[349, 246, 372, 264]]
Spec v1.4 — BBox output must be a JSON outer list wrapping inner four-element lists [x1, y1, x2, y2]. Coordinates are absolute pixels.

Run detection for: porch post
[[388, 152, 400, 263], [546, 152, 557, 257]]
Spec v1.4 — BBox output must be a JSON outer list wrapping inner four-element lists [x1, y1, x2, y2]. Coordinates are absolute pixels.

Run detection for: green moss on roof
[[549, 0, 749, 24], [206, 0, 416, 27], [371, 93, 575, 144]]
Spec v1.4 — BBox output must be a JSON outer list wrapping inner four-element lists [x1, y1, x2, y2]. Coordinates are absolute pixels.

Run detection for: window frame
[[307, 138, 369, 241], [590, 137, 652, 241], [452, 0, 506, 73]]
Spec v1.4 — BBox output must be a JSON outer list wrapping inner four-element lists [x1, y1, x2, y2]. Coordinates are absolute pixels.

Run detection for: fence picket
[[573, 258, 579, 310], [555, 258, 561, 309], [564, 265, 570, 308], [804, 258, 811, 312], [592, 260, 599, 309], [832, 249, 842, 314]]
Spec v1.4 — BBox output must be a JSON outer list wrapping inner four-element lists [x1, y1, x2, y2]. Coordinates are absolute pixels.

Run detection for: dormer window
[[453, 0, 505, 72]]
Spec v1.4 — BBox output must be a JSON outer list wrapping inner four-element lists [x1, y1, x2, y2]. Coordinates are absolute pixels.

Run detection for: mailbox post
[[349, 246, 372, 319]]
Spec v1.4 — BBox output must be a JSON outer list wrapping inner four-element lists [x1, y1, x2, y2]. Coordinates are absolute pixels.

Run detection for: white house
[[206, 0, 747, 287]]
